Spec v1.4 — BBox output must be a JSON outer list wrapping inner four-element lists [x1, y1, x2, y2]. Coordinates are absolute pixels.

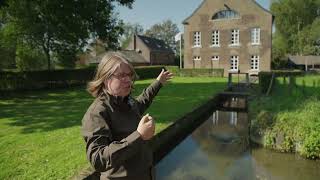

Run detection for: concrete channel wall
[[150, 94, 221, 165]]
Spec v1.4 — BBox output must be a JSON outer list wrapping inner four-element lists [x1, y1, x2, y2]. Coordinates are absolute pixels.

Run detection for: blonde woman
[[81, 52, 173, 180]]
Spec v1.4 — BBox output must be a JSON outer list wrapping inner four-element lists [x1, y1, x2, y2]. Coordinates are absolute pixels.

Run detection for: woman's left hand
[[156, 69, 173, 85]]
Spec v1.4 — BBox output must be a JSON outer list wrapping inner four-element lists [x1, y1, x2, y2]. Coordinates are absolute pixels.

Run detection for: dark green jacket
[[81, 80, 162, 180]]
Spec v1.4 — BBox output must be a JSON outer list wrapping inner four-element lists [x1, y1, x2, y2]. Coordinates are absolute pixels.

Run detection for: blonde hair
[[87, 51, 136, 97]]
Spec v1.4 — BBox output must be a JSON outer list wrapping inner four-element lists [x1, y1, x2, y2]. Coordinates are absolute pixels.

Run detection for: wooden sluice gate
[[227, 72, 253, 92], [217, 72, 251, 112]]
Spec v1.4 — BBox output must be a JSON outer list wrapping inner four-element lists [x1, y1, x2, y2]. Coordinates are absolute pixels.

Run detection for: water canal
[[155, 97, 320, 180]]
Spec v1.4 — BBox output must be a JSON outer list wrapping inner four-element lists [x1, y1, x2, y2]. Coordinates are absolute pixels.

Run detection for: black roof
[[119, 50, 148, 64], [137, 35, 174, 53], [87, 50, 148, 64]]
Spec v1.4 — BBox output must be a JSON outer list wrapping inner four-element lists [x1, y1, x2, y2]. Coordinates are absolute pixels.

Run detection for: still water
[[156, 106, 320, 180]]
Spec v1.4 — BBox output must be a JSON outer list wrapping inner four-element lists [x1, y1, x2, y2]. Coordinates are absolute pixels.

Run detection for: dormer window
[[212, 10, 240, 20]]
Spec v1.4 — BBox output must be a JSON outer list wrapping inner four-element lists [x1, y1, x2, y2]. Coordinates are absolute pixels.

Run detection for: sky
[[116, 0, 271, 31]]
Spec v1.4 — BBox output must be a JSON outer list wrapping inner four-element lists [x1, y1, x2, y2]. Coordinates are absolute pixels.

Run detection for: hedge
[[259, 70, 304, 94], [134, 66, 163, 80], [0, 66, 224, 92], [165, 66, 224, 77], [0, 66, 165, 91]]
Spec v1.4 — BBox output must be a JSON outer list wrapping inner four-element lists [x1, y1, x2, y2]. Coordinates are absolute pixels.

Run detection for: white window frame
[[211, 30, 220, 47], [251, 55, 259, 70], [193, 31, 201, 47], [230, 55, 239, 71], [211, 55, 219, 61], [230, 29, 240, 46], [251, 28, 260, 45], [193, 56, 201, 61]]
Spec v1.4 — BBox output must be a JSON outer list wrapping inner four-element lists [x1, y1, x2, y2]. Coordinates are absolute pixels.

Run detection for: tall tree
[[272, 31, 289, 68], [298, 18, 320, 55], [120, 22, 144, 49], [145, 19, 179, 51], [0, 0, 134, 70], [271, 0, 320, 55]]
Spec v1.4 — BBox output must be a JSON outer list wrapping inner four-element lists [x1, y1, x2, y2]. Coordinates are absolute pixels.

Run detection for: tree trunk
[[45, 48, 51, 71], [42, 37, 51, 71]]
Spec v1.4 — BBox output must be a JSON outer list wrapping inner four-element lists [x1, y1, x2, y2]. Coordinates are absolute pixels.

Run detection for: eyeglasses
[[112, 72, 134, 80]]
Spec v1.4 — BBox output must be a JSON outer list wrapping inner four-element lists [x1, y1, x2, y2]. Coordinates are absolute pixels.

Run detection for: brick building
[[126, 34, 175, 65], [183, 0, 273, 76], [77, 35, 175, 66]]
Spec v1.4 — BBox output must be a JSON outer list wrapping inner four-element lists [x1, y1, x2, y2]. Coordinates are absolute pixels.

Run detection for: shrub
[[16, 44, 47, 71], [251, 110, 273, 136], [301, 131, 320, 159], [264, 129, 276, 148], [261, 97, 320, 158]]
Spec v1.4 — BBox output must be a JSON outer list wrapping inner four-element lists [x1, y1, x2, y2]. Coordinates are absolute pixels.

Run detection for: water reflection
[[156, 98, 320, 180]]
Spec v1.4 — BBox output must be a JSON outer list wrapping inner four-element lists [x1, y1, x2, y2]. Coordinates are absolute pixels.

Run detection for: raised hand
[[156, 69, 173, 85]]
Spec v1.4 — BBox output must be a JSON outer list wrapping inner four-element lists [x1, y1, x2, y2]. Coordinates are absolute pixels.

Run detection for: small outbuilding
[[126, 34, 175, 65], [288, 55, 320, 71]]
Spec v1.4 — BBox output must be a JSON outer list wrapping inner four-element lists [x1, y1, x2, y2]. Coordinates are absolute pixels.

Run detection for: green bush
[[262, 112, 296, 152], [16, 44, 47, 71], [264, 129, 276, 148], [301, 131, 320, 159], [134, 66, 163, 79], [261, 97, 320, 158], [250, 110, 273, 136]]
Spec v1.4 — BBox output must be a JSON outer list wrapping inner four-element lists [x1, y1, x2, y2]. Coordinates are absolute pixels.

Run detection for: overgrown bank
[[250, 74, 320, 159]]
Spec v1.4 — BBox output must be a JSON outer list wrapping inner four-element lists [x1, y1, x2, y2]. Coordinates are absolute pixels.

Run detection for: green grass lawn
[[250, 75, 320, 159], [0, 77, 227, 180]]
